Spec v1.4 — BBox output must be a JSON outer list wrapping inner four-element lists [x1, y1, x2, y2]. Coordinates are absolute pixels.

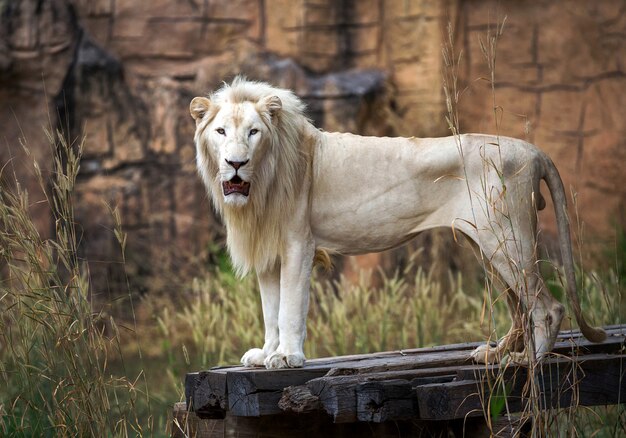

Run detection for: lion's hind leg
[[459, 221, 564, 365], [471, 288, 525, 364]]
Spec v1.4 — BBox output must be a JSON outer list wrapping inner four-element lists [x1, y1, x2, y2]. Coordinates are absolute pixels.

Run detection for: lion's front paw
[[470, 343, 500, 364], [241, 348, 266, 367], [264, 351, 305, 369]]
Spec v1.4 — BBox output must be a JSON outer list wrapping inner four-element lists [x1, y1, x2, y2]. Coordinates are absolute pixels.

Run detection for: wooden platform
[[174, 325, 626, 437]]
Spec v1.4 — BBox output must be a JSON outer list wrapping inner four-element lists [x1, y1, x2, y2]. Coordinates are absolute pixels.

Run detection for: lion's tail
[[541, 154, 606, 343]]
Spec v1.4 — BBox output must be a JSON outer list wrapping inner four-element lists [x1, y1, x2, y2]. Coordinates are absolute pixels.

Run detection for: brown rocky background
[[1, 0, 624, 295]]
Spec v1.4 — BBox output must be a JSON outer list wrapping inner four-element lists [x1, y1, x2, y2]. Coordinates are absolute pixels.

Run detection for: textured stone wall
[[457, 1, 625, 243], [1, 0, 624, 293]]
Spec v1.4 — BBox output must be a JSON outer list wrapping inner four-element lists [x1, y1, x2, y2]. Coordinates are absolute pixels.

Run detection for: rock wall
[[457, 1, 625, 242], [1, 0, 624, 293]]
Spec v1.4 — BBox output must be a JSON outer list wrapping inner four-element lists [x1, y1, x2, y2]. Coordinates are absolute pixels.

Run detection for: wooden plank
[[552, 330, 625, 355], [186, 327, 625, 419], [305, 359, 469, 423], [352, 336, 625, 423], [416, 353, 626, 420], [356, 376, 455, 423], [185, 370, 229, 418], [226, 367, 330, 416], [356, 379, 415, 422], [557, 324, 625, 338], [184, 339, 486, 414], [538, 353, 626, 410], [201, 348, 474, 419], [280, 334, 625, 422], [325, 349, 471, 422], [456, 333, 626, 382]]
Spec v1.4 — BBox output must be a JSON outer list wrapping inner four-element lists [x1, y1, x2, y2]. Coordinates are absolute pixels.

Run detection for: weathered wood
[[356, 379, 415, 422], [455, 333, 626, 382], [551, 330, 625, 355], [297, 369, 459, 422], [356, 375, 456, 423], [226, 367, 330, 416], [185, 339, 490, 417], [538, 353, 626, 409], [307, 374, 363, 423], [416, 353, 626, 420], [279, 385, 321, 413], [322, 348, 474, 375], [185, 370, 229, 418], [178, 325, 626, 438], [277, 333, 625, 422], [213, 347, 476, 419], [184, 326, 626, 423], [304, 350, 473, 422]]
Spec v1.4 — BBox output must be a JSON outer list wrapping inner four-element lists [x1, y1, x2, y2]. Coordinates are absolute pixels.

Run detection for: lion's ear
[[261, 95, 282, 118], [190, 97, 211, 121]]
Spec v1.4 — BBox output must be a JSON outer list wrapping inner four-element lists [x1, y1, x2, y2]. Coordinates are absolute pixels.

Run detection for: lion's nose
[[226, 159, 249, 170]]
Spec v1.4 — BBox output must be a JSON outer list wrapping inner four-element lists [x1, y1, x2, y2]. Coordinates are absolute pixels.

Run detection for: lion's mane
[[194, 78, 309, 275]]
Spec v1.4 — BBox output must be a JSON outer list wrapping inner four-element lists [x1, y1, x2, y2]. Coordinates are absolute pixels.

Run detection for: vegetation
[[0, 132, 150, 436]]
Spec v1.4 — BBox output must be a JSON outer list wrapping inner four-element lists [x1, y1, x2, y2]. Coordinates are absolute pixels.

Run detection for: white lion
[[190, 77, 605, 369]]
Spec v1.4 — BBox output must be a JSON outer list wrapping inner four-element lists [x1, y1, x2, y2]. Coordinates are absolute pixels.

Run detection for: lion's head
[[190, 78, 308, 274]]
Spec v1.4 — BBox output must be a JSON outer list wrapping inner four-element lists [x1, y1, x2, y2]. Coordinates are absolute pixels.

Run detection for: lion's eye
[[216, 128, 226, 135], [249, 129, 259, 136]]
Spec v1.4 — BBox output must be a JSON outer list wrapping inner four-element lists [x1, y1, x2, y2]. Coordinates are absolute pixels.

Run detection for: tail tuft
[[582, 324, 607, 343]]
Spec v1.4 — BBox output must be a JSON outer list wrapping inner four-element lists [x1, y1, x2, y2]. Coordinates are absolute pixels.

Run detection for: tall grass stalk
[[0, 131, 150, 437], [441, 13, 624, 436]]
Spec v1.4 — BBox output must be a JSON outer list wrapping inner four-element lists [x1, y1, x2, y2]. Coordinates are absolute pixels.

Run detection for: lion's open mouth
[[222, 175, 250, 196]]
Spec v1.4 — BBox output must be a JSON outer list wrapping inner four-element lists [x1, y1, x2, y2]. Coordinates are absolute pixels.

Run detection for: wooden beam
[[416, 353, 626, 420], [185, 326, 626, 421], [185, 369, 230, 418]]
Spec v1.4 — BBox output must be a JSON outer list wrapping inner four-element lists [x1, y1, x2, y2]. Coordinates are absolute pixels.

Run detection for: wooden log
[[557, 324, 625, 338], [538, 353, 626, 410], [185, 369, 230, 418], [455, 333, 626, 382], [212, 347, 475, 419], [305, 369, 459, 422], [356, 379, 414, 422], [551, 330, 625, 356], [282, 333, 624, 423], [227, 367, 330, 416], [356, 375, 456, 423], [279, 385, 321, 413], [185, 328, 625, 420], [416, 353, 626, 420], [185, 339, 487, 416]]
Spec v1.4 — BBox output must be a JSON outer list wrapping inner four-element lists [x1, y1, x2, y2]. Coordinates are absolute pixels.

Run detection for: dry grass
[[0, 131, 152, 437], [146, 259, 502, 365]]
